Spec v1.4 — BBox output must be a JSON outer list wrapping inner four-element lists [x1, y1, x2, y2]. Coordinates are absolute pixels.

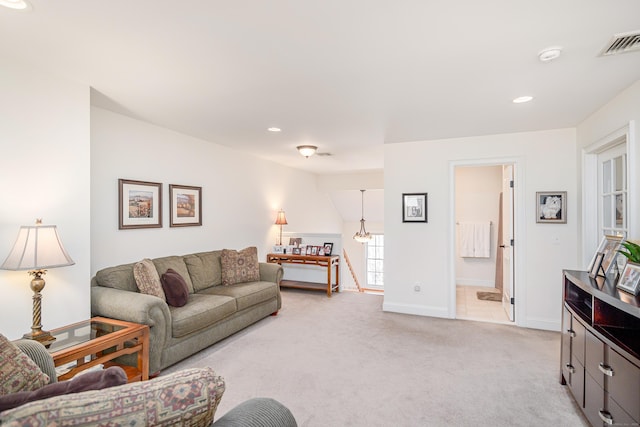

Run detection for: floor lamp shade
[[1, 221, 75, 346], [275, 210, 288, 245]]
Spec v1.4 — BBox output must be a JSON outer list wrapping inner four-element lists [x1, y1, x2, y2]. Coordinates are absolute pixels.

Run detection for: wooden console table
[[267, 253, 340, 297]]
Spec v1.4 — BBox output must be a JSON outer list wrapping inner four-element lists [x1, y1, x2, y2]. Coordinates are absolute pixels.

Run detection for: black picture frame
[[589, 252, 605, 279], [323, 243, 333, 256], [402, 193, 428, 223]]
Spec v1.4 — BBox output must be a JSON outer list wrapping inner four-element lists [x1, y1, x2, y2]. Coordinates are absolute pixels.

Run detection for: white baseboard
[[456, 278, 495, 287], [382, 302, 452, 318], [521, 317, 560, 332]]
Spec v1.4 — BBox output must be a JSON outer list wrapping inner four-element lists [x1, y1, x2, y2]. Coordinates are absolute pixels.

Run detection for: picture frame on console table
[[169, 184, 202, 227], [617, 262, 640, 295], [323, 242, 333, 256], [118, 179, 163, 229], [588, 234, 625, 278]]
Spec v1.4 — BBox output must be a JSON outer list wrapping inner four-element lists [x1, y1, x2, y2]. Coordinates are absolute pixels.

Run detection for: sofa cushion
[[153, 256, 195, 293], [169, 294, 237, 338], [221, 247, 260, 286], [201, 281, 279, 311], [161, 268, 190, 307], [0, 368, 225, 426], [0, 334, 49, 395], [184, 251, 223, 291], [134, 258, 165, 300], [94, 263, 137, 292], [0, 366, 127, 412]]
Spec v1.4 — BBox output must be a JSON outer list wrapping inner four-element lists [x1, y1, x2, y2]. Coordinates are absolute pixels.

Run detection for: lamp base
[[23, 329, 56, 348]]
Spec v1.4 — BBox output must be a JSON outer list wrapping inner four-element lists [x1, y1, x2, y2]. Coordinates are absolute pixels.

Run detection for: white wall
[[383, 128, 578, 331], [455, 165, 501, 287], [577, 80, 640, 262], [90, 107, 343, 273], [0, 59, 91, 339]]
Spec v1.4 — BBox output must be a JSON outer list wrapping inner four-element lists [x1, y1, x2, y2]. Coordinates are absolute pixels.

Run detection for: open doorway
[[453, 163, 515, 324]]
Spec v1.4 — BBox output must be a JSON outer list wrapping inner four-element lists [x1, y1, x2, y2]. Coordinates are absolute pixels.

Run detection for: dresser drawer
[[608, 348, 640, 422], [584, 372, 604, 427], [573, 318, 587, 365], [585, 330, 605, 389], [607, 391, 638, 426], [568, 358, 585, 409]]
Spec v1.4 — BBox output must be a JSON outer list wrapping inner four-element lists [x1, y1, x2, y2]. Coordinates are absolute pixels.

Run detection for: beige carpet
[[163, 290, 588, 426]]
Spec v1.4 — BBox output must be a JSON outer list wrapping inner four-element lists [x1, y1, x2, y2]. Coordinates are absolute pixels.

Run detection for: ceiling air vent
[[600, 30, 640, 56]]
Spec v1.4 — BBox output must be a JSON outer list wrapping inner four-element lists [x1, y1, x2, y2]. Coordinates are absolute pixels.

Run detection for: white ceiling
[[2, 1, 640, 176]]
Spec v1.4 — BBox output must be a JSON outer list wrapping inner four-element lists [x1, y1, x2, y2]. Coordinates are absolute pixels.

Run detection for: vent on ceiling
[[316, 152, 332, 157], [600, 30, 640, 56]]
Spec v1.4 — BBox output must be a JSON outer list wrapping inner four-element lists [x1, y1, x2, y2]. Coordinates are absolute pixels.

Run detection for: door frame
[[448, 157, 525, 326]]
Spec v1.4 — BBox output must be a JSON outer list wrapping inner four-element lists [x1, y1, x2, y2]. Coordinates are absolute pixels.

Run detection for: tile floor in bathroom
[[456, 285, 511, 324]]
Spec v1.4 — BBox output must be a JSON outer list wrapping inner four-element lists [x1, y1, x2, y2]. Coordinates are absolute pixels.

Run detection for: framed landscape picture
[[118, 179, 162, 229], [169, 184, 202, 227]]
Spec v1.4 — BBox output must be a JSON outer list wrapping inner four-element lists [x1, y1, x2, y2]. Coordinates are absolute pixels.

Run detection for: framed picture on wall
[[169, 184, 202, 227], [536, 191, 567, 223], [402, 193, 428, 223], [118, 179, 163, 229]]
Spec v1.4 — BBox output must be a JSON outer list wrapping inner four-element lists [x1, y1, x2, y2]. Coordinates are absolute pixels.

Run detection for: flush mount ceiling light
[[513, 96, 533, 104], [267, 127, 281, 132], [0, 0, 32, 10], [297, 145, 317, 158], [538, 46, 563, 62]]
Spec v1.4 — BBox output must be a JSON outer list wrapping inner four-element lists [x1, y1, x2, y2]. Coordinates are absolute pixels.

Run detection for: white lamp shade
[[1, 225, 74, 270]]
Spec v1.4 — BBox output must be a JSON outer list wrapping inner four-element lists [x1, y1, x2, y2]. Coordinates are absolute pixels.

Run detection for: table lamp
[[1, 219, 75, 346], [275, 210, 288, 245]]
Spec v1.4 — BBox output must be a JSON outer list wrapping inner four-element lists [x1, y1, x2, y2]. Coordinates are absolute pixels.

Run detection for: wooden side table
[[47, 317, 149, 382]]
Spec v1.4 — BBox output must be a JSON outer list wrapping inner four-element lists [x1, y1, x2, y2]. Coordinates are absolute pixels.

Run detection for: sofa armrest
[[259, 262, 283, 284], [91, 286, 171, 374], [12, 339, 57, 384], [213, 397, 297, 427], [0, 368, 225, 426]]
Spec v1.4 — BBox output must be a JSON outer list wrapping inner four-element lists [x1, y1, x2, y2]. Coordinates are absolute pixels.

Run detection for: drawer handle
[[598, 363, 614, 377], [598, 410, 614, 425], [567, 329, 576, 338], [565, 363, 575, 374]]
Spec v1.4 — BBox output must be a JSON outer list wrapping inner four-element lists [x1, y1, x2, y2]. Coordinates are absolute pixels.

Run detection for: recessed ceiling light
[[267, 127, 281, 132], [513, 96, 533, 104], [0, 0, 32, 10], [538, 46, 563, 62]]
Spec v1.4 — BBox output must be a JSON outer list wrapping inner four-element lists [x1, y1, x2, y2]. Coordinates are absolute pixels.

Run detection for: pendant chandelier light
[[353, 189, 372, 243]]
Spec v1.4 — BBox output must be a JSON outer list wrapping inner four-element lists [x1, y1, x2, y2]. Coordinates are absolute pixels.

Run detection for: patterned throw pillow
[[133, 258, 166, 300], [0, 334, 50, 395], [221, 247, 260, 286]]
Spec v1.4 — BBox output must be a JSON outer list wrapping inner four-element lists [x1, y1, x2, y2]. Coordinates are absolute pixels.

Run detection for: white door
[[501, 165, 515, 321]]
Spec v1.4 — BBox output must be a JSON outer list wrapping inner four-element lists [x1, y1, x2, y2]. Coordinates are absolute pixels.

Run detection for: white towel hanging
[[457, 221, 491, 258]]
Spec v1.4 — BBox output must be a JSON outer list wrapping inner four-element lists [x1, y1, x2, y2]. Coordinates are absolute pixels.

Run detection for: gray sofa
[[91, 250, 283, 374]]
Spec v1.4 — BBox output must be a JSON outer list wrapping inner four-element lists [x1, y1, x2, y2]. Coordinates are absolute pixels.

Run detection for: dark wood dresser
[[561, 270, 640, 426]]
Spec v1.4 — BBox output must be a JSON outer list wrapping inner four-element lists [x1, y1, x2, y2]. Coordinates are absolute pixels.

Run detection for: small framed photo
[[272, 245, 284, 254], [536, 191, 567, 223], [305, 246, 313, 255], [118, 179, 163, 229], [311, 246, 318, 256], [292, 247, 302, 255], [589, 252, 605, 279], [323, 242, 333, 256], [169, 184, 202, 227], [403, 193, 427, 223], [617, 262, 640, 295], [289, 237, 302, 247], [588, 235, 625, 277]]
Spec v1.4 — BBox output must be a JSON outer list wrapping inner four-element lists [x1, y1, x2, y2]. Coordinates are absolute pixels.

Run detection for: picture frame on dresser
[[118, 179, 163, 229], [589, 252, 605, 279], [616, 262, 640, 295], [588, 234, 625, 277]]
